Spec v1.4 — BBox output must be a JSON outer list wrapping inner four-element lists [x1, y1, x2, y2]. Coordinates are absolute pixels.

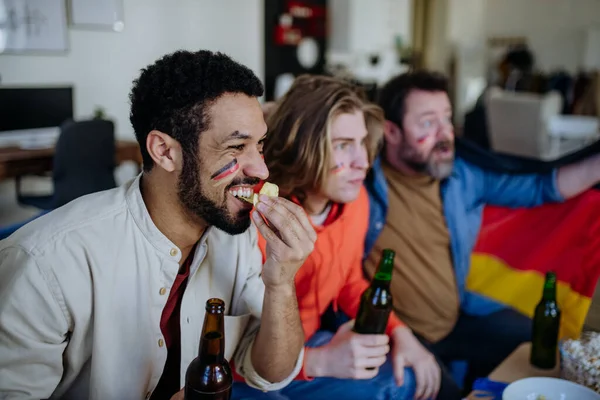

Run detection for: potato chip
[[241, 182, 279, 205]]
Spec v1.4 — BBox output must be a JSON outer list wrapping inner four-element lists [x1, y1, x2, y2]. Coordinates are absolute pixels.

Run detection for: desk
[[0, 140, 142, 181]]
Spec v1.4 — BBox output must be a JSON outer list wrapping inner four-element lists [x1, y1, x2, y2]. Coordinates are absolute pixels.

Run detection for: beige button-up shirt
[[0, 175, 302, 400]]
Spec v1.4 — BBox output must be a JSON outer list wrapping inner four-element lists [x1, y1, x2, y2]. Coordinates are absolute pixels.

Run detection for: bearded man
[[364, 70, 600, 395]]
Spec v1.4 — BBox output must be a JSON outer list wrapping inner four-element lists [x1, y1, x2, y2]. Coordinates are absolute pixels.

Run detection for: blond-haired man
[[233, 75, 461, 400]]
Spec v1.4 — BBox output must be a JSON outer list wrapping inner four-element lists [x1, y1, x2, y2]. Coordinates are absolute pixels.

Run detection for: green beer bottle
[[530, 271, 561, 369], [354, 249, 395, 334]]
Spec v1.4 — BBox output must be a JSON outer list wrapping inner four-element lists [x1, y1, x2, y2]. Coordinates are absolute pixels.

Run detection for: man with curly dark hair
[[0, 50, 315, 400]]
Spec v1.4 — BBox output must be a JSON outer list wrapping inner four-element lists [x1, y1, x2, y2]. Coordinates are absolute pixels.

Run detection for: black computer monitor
[[0, 87, 74, 133]]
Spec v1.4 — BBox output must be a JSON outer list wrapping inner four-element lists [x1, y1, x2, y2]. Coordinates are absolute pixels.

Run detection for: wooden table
[[0, 140, 142, 181], [467, 342, 560, 399]]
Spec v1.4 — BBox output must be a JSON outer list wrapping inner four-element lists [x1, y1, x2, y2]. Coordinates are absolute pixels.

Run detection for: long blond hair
[[264, 75, 384, 200]]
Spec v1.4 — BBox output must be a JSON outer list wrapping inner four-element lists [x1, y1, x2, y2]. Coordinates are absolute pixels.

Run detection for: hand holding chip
[[250, 183, 317, 288]]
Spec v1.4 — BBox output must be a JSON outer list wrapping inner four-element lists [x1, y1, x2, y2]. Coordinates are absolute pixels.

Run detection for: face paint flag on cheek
[[331, 163, 345, 174], [211, 159, 240, 182], [416, 136, 428, 144]]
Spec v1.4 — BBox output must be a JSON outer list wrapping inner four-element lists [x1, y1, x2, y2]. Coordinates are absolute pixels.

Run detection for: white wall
[[447, 0, 488, 124], [328, 0, 412, 85], [328, 0, 353, 53], [583, 27, 600, 70], [0, 0, 264, 140], [447, 0, 486, 48], [348, 0, 412, 53], [329, 0, 412, 54], [484, 0, 600, 73]]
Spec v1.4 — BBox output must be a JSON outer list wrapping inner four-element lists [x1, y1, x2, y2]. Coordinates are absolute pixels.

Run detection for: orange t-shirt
[[256, 186, 405, 379]]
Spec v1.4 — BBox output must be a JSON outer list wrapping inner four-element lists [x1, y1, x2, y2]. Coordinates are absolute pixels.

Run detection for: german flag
[[457, 139, 600, 340]]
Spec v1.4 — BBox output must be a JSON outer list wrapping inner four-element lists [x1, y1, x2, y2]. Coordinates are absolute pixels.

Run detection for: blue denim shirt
[[364, 156, 564, 316]]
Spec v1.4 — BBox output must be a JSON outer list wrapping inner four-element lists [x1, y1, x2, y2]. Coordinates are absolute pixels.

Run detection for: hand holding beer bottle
[[303, 318, 390, 380], [303, 250, 394, 380], [354, 249, 395, 334], [355, 249, 440, 400]]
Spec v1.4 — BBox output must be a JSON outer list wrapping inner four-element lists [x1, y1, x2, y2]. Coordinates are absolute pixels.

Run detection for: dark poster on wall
[[264, 0, 328, 101]]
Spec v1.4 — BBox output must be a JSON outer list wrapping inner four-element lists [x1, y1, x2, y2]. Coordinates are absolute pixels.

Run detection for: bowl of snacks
[[502, 377, 600, 400], [560, 331, 600, 394]]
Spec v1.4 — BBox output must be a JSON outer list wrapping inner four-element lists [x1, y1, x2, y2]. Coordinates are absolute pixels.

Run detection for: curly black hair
[[378, 70, 449, 128], [129, 50, 264, 171]]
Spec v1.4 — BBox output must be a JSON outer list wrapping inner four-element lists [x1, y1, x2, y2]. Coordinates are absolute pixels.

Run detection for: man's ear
[[146, 130, 182, 173], [383, 120, 402, 146]]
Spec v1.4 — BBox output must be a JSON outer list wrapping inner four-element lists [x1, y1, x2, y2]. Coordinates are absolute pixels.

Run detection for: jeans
[[232, 330, 416, 400]]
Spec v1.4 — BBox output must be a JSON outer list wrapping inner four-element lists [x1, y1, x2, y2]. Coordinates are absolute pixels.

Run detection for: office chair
[[16, 119, 117, 210]]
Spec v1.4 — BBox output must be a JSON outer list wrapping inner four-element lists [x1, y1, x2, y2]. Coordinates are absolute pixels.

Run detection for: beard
[[177, 152, 257, 235], [399, 139, 455, 180]]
